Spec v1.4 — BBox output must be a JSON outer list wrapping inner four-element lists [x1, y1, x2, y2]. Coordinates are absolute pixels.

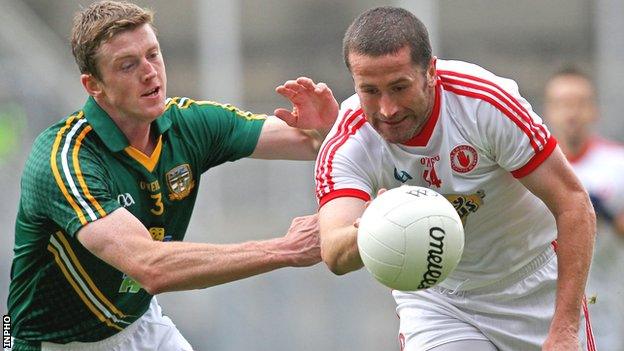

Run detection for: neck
[[559, 134, 591, 159], [110, 113, 156, 154], [94, 97, 158, 154]]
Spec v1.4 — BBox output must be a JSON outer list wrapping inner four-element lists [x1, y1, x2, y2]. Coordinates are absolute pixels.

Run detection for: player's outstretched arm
[[250, 77, 339, 160], [318, 196, 368, 275], [77, 208, 321, 294], [519, 147, 596, 351]]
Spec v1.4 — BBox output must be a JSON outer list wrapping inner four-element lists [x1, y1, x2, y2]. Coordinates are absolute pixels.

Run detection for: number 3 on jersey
[[150, 193, 164, 215]]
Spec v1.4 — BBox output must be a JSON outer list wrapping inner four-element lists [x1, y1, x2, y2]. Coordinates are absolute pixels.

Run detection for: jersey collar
[[82, 96, 172, 153], [401, 79, 442, 147]]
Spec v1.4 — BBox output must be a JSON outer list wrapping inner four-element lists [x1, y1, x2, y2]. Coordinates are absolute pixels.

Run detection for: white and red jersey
[[568, 137, 624, 218], [315, 59, 558, 291]]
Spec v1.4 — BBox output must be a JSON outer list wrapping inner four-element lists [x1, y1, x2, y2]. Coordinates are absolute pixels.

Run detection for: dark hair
[[71, 0, 154, 80], [343, 6, 432, 70], [548, 65, 592, 84]]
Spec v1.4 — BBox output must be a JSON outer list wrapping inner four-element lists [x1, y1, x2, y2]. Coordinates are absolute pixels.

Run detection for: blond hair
[[71, 1, 154, 79]]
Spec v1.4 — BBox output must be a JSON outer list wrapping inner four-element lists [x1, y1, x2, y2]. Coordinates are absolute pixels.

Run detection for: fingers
[[377, 188, 388, 196], [353, 217, 361, 228], [274, 108, 296, 126], [275, 85, 299, 100], [277, 77, 329, 98]]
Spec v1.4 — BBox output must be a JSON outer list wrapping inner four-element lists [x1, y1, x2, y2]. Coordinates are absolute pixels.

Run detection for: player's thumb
[[274, 108, 297, 127]]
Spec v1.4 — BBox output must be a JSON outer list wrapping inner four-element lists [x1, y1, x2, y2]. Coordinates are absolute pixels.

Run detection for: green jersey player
[[7, 1, 338, 350]]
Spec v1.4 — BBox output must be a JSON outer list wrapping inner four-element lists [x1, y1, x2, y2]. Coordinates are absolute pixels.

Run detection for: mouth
[[141, 86, 160, 97], [381, 115, 408, 126]]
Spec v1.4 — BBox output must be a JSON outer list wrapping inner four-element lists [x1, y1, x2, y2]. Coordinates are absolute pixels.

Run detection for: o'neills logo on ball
[[450, 144, 478, 173], [417, 227, 446, 290]]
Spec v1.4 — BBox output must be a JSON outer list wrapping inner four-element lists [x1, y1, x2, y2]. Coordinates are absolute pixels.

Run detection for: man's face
[[348, 46, 436, 144], [90, 23, 167, 124], [544, 75, 597, 143]]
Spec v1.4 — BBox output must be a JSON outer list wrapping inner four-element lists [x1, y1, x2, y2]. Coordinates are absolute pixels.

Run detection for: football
[[357, 186, 465, 291]]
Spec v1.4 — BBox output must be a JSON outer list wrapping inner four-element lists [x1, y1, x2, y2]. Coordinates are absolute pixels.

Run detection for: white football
[[357, 186, 464, 291]]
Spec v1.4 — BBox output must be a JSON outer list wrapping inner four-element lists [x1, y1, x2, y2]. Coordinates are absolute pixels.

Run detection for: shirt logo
[[444, 190, 486, 226], [117, 193, 135, 208], [393, 167, 413, 183], [450, 145, 478, 173], [166, 164, 195, 201], [421, 155, 442, 188]]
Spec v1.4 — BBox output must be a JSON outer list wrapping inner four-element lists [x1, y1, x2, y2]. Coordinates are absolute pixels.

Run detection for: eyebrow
[[359, 77, 411, 89], [111, 44, 160, 64]]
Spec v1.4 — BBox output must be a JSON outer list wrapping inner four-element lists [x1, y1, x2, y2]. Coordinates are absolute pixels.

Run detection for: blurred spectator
[[544, 66, 624, 350]]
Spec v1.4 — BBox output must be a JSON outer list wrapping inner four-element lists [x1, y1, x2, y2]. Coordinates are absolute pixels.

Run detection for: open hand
[[275, 77, 339, 133]]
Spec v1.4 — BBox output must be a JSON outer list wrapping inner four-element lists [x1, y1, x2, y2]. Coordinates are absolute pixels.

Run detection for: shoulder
[[437, 59, 523, 109], [590, 137, 624, 162], [164, 97, 265, 122]]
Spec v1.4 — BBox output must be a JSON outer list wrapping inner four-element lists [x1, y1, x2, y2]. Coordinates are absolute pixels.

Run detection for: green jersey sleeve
[[164, 98, 266, 173], [21, 115, 121, 238]]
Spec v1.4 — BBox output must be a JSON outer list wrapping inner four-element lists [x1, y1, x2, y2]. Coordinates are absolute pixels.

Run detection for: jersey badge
[[421, 155, 442, 188], [393, 167, 413, 183], [166, 164, 195, 201], [450, 144, 478, 173], [444, 190, 486, 226]]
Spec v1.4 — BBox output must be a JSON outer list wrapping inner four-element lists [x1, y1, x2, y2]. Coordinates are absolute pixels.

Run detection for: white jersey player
[[295, 7, 596, 351], [544, 68, 624, 350], [317, 58, 558, 292]]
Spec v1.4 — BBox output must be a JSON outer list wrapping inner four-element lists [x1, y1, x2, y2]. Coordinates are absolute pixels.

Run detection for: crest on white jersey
[[450, 144, 478, 173]]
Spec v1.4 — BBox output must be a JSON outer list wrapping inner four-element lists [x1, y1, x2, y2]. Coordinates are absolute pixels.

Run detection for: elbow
[[321, 247, 350, 276], [130, 264, 169, 295]]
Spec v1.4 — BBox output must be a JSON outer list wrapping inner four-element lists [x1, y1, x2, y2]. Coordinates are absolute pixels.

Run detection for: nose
[[379, 93, 399, 119], [141, 59, 157, 82]]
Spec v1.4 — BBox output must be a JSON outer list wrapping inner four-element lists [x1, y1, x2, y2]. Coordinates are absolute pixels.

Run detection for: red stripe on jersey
[[438, 70, 549, 145], [315, 109, 358, 196], [318, 188, 371, 209], [316, 109, 366, 199], [440, 75, 547, 147], [510, 136, 557, 178], [315, 108, 353, 191], [325, 117, 367, 192], [441, 83, 541, 153]]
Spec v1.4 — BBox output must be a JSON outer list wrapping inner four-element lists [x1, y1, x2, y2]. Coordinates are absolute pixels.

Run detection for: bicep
[[77, 208, 154, 277], [319, 196, 367, 236]]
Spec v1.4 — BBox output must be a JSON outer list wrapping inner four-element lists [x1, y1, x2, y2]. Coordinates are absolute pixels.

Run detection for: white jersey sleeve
[[437, 61, 556, 178], [314, 96, 377, 207]]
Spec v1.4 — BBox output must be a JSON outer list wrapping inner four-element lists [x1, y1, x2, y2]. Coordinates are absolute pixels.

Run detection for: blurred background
[[1, 0, 623, 350]]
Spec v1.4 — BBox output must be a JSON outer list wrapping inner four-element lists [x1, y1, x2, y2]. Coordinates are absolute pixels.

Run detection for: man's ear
[[81, 74, 103, 97], [426, 57, 437, 87]]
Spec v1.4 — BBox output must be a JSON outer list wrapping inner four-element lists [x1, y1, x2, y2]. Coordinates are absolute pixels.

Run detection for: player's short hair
[[71, 0, 154, 80], [549, 66, 592, 84], [343, 6, 432, 70]]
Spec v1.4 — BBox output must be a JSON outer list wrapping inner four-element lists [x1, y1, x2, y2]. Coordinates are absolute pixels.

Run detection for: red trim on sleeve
[[402, 82, 442, 147], [511, 136, 557, 178], [318, 188, 371, 209]]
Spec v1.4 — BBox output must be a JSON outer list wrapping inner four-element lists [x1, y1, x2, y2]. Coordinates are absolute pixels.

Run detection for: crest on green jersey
[[166, 164, 195, 201]]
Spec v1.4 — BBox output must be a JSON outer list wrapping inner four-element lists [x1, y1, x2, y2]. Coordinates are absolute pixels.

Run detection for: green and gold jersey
[[8, 96, 265, 349]]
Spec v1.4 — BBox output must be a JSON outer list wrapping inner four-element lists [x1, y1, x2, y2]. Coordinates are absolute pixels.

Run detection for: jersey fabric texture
[[569, 137, 624, 350], [315, 59, 558, 291], [8, 96, 265, 349]]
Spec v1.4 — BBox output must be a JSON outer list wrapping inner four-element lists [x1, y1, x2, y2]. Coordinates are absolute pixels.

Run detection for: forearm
[[134, 238, 292, 294], [321, 226, 363, 275], [550, 201, 595, 334], [250, 117, 324, 160]]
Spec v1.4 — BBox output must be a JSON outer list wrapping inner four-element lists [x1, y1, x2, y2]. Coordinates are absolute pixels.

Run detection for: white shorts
[[35, 298, 193, 351], [394, 245, 576, 351]]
